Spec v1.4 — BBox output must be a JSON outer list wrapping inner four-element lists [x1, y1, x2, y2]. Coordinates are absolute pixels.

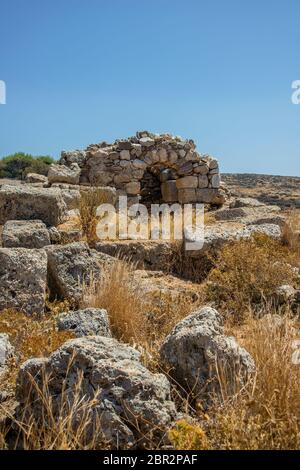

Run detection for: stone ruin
[[53, 131, 226, 206]]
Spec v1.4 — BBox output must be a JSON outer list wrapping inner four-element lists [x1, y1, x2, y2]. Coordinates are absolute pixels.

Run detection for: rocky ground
[[223, 173, 300, 209], [0, 165, 300, 450]]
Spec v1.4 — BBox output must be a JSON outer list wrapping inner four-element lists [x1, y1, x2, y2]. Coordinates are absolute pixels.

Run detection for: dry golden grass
[[81, 260, 150, 346], [201, 310, 300, 449], [204, 233, 299, 322], [282, 209, 300, 261], [0, 310, 74, 386], [80, 259, 197, 371], [3, 369, 106, 450], [79, 187, 111, 244]]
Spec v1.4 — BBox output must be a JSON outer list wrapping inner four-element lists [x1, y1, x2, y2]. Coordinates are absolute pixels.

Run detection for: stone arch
[[58, 131, 225, 206]]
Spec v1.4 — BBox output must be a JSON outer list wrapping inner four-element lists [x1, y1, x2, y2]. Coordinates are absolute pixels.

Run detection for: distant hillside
[[222, 173, 300, 208]]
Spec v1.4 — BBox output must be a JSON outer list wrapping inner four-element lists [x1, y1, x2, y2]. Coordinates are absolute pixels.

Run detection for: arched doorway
[[139, 164, 177, 207]]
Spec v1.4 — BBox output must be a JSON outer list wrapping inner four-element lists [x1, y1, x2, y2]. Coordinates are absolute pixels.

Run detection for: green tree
[[0, 152, 55, 179]]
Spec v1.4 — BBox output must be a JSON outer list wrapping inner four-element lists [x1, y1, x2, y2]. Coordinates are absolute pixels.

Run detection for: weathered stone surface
[[0, 185, 68, 226], [2, 220, 50, 248], [45, 242, 102, 303], [0, 334, 14, 376], [211, 174, 221, 188], [57, 308, 111, 338], [16, 336, 178, 448], [160, 307, 255, 401], [178, 188, 197, 203], [196, 188, 226, 205], [0, 248, 47, 315], [120, 150, 131, 160], [230, 197, 264, 209], [214, 208, 247, 221], [95, 240, 174, 271], [25, 173, 48, 184], [275, 285, 299, 305], [185, 223, 282, 256], [48, 226, 61, 244], [161, 180, 178, 203], [117, 141, 133, 151], [125, 182, 141, 195], [194, 164, 209, 175], [60, 189, 81, 210], [60, 150, 87, 167], [198, 175, 209, 189], [48, 163, 81, 185], [176, 176, 198, 189], [55, 228, 83, 244]]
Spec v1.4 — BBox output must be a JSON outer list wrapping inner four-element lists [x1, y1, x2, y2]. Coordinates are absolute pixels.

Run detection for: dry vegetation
[[79, 187, 112, 244], [1, 210, 300, 449]]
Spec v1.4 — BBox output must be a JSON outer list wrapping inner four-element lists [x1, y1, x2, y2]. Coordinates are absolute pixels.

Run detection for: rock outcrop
[[25, 173, 48, 184], [0, 185, 67, 226], [48, 163, 81, 185], [16, 336, 178, 448], [2, 220, 50, 248], [160, 307, 255, 402], [57, 308, 111, 337], [45, 242, 103, 303], [184, 223, 282, 256], [0, 248, 47, 315]]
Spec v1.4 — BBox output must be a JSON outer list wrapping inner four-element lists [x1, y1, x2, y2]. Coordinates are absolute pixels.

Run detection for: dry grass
[[201, 310, 300, 449], [2, 210, 300, 450], [282, 209, 300, 262], [81, 260, 150, 346], [204, 233, 299, 322], [80, 259, 197, 371], [79, 187, 111, 245], [0, 310, 74, 386], [3, 369, 106, 450]]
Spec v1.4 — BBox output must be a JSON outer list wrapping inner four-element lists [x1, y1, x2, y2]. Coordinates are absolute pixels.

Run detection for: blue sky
[[0, 0, 299, 175]]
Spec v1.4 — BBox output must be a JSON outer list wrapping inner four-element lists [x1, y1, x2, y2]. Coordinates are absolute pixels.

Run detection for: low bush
[[204, 234, 298, 322]]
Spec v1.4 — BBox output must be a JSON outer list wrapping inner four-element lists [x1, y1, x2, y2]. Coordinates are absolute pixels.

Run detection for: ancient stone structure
[[55, 131, 225, 206]]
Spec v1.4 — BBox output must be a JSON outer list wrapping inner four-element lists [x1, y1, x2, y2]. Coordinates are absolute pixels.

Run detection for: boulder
[[57, 308, 111, 337], [160, 307, 255, 402], [0, 334, 14, 376], [214, 208, 247, 221], [25, 173, 48, 184], [274, 285, 300, 306], [0, 185, 67, 226], [16, 336, 178, 448], [230, 197, 264, 209], [48, 163, 81, 185], [2, 220, 50, 248], [0, 248, 47, 315], [45, 242, 102, 303], [185, 223, 282, 256]]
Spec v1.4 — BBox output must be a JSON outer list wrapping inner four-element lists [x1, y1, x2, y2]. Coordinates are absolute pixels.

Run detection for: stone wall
[[55, 131, 225, 205]]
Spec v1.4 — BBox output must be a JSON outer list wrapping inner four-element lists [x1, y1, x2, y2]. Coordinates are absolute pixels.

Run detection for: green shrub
[[0, 152, 55, 179]]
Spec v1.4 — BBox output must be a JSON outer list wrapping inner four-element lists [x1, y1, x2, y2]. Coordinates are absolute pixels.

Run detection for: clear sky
[[0, 0, 299, 175]]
